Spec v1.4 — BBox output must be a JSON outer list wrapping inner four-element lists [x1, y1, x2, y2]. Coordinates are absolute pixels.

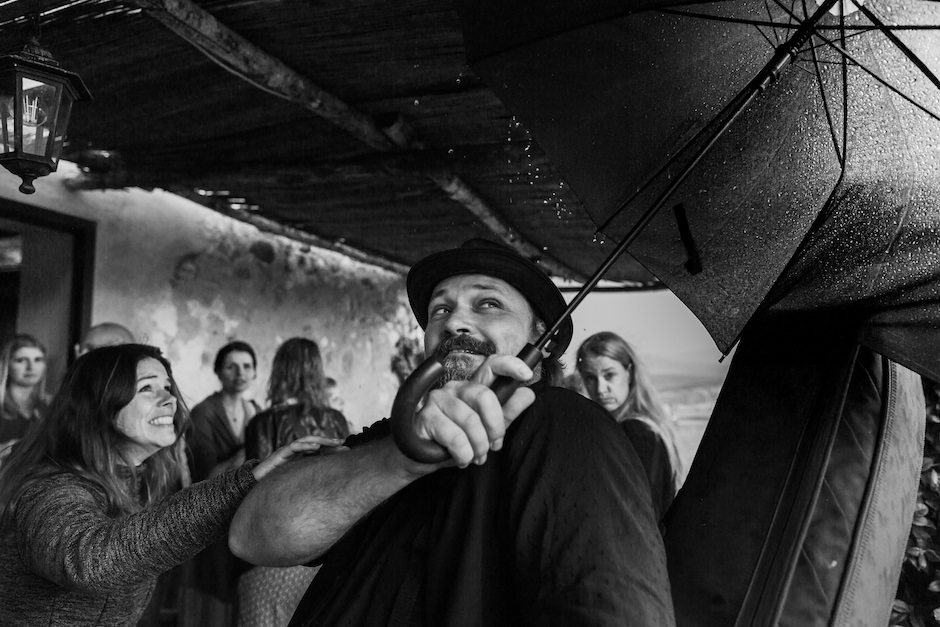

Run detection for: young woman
[[186, 340, 263, 625], [0, 344, 332, 626], [0, 334, 50, 463], [188, 341, 262, 481], [576, 331, 683, 519], [238, 337, 350, 627]]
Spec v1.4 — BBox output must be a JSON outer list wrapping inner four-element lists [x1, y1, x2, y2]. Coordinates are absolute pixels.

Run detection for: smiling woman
[[115, 357, 182, 466], [0, 344, 334, 627]]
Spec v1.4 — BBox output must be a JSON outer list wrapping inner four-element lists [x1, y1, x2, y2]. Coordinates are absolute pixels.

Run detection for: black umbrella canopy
[[458, 0, 940, 379]]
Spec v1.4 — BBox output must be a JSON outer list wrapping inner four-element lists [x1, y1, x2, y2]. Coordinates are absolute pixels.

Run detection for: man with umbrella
[[230, 238, 675, 626]]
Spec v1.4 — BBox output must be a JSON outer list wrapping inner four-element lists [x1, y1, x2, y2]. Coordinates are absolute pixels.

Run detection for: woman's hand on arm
[[251, 435, 347, 481]]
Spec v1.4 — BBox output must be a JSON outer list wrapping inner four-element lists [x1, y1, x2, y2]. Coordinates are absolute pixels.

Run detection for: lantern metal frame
[[0, 33, 91, 194]]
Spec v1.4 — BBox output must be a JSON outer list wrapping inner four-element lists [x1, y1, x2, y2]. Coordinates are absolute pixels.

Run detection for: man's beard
[[432, 334, 543, 387], [435, 335, 496, 385]]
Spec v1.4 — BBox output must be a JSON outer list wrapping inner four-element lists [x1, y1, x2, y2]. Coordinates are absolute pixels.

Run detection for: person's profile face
[[216, 350, 256, 395], [8, 347, 45, 387], [424, 274, 536, 382], [578, 354, 633, 414]]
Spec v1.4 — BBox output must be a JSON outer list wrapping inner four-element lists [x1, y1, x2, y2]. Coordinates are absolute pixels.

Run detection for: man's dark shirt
[[289, 386, 676, 627]]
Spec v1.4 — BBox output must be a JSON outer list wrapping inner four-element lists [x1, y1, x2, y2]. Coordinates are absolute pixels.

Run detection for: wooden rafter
[[130, 0, 396, 152], [126, 0, 586, 282]]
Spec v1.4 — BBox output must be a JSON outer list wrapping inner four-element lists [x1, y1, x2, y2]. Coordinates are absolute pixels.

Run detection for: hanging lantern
[[0, 32, 90, 194]]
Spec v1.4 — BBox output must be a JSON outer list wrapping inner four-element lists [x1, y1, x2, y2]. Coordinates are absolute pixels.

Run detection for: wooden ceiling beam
[[69, 142, 539, 183], [129, 0, 396, 153], [127, 0, 586, 282]]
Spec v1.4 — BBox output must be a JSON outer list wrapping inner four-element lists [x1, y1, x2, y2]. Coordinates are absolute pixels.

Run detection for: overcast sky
[[560, 288, 733, 391]]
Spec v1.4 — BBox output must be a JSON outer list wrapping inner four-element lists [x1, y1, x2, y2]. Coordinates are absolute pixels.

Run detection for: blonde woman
[[576, 331, 683, 519], [0, 334, 50, 465]]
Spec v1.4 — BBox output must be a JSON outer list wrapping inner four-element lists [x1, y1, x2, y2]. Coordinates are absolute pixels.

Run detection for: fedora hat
[[406, 239, 573, 358]]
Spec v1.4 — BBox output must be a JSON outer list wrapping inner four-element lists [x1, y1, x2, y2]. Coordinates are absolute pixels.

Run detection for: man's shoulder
[[502, 386, 651, 492], [529, 385, 614, 423], [509, 385, 625, 450]]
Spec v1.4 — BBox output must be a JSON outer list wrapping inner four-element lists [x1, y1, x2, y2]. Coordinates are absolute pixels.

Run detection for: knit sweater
[[0, 461, 258, 626]]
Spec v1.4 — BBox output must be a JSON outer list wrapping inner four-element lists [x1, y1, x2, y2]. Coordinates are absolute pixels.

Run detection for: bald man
[[75, 322, 136, 357]]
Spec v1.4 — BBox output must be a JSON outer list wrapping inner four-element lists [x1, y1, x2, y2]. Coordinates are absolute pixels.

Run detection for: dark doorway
[[0, 230, 21, 340], [0, 201, 94, 391]]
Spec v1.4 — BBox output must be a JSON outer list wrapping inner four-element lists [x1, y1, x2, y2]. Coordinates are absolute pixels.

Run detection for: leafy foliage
[[892, 379, 940, 627]]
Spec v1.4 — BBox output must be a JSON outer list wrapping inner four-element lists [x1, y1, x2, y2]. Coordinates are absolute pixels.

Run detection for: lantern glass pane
[[0, 77, 14, 155], [20, 76, 61, 157], [50, 95, 72, 161]]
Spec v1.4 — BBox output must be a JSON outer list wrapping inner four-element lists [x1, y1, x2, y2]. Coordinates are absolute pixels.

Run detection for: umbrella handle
[[390, 343, 544, 463]]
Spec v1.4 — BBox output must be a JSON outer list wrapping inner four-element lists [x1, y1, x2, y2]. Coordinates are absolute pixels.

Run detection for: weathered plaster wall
[[0, 162, 420, 431]]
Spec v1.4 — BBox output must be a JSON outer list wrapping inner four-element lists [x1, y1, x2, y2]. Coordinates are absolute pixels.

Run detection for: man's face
[[425, 274, 538, 383]]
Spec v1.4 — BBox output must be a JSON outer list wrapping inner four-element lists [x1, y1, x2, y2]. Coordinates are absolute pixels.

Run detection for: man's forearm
[[230, 356, 535, 567], [229, 437, 415, 566]]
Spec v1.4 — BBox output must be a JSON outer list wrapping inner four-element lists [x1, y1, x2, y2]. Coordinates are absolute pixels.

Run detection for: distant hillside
[[662, 382, 724, 469], [660, 382, 724, 422]]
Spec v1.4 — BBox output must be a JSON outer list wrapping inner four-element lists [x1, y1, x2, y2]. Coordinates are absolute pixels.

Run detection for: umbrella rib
[[771, 0, 829, 77], [808, 33, 846, 167], [772, 0, 938, 119], [856, 3, 940, 94], [813, 30, 940, 121], [763, 0, 782, 44], [756, 23, 778, 48], [791, 0, 805, 31], [771, 2, 860, 74], [656, 8, 935, 31], [659, 8, 796, 29], [840, 6, 849, 172], [771, 0, 869, 56]]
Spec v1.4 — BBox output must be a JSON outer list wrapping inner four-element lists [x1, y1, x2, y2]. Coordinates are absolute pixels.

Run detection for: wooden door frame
[[0, 199, 96, 365]]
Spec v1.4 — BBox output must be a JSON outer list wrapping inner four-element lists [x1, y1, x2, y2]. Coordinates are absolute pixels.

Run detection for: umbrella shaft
[[756, 0, 840, 92]]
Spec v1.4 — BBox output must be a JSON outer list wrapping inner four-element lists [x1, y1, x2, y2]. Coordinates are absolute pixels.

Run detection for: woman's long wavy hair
[[267, 338, 328, 411], [0, 334, 48, 415], [576, 332, 682, 482], [0, 344, 189, 523]]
